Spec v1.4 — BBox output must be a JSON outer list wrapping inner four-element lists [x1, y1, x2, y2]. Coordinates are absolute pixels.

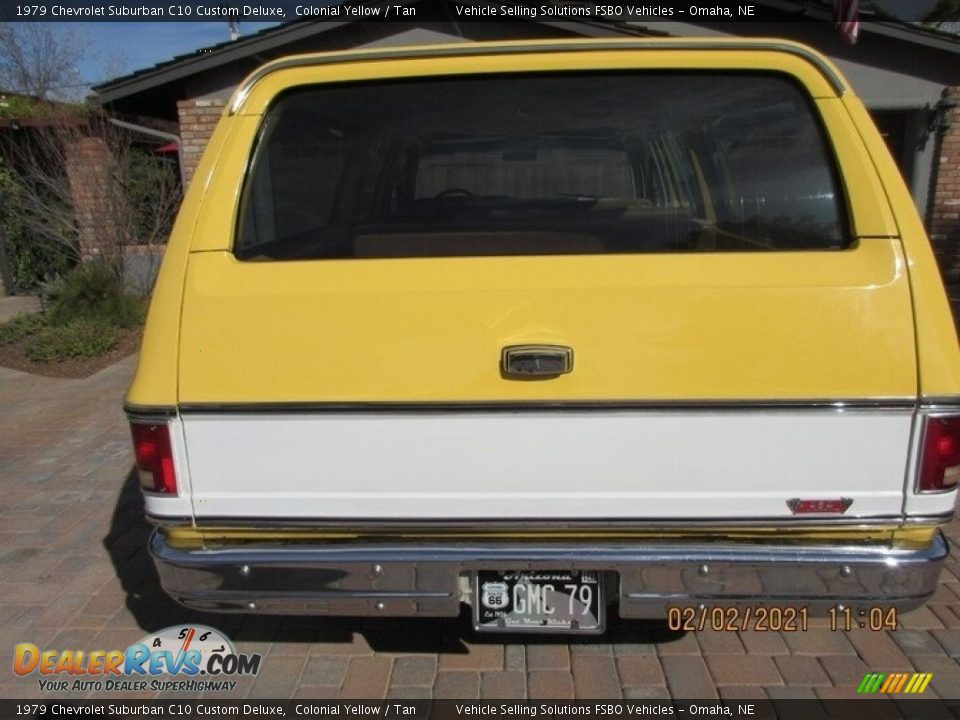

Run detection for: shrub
[[39, 273, 65, 309], [25, 319, 119, 361], [46, 262, 144, 329], [0, 312, 47, 345]]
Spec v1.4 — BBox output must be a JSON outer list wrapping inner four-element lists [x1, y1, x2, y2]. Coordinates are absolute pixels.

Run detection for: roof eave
[[92, 18, 355, 105], [757, 0, 960, 51], [91, 4, 960, 107]]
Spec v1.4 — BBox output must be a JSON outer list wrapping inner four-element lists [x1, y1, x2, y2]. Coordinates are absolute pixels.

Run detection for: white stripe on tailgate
[[181, 409, 912, 520]]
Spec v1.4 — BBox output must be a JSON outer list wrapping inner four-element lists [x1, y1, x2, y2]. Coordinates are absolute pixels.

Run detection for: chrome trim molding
[[147, 515, 193, 528], [904, 513, 956, 525], [229, 40, 846, 115], [125, 403, 178, 420], [150, 531, 947, 619], [919, 397, 960, 409], [171, 514, 954, 532], [176, 399, 916, 414]]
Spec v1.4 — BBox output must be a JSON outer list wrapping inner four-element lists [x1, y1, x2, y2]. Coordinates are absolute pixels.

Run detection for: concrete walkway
[[0, 294, 41, 324], [1, 355, 960, 700]]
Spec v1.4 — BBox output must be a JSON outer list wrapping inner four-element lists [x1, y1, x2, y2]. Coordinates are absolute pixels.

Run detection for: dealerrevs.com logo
[[13, 625, 262, 693]]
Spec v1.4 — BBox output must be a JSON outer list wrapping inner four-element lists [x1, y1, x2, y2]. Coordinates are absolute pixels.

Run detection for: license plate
[[473, 570, 604, 633]]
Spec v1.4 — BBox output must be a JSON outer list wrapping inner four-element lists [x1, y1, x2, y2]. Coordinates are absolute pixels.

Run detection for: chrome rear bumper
[[150, 530, 948, 619]]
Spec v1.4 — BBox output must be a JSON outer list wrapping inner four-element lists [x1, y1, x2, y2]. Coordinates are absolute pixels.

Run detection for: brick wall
[[64, 136, 122, 261], [177, 98, 226, 187], [931, 86, 960, 293]]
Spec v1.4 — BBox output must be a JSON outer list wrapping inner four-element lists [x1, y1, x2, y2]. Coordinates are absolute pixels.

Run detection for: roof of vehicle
[[227, 36, 848, 115]]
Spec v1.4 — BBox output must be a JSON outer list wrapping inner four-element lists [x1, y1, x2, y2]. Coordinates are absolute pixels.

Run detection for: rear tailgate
[[176, 47, 917, 523], [178, 245, 916, 521]]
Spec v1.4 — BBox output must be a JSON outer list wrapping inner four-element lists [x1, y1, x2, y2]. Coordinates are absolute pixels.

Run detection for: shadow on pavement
[[104, 468, 684, 653]]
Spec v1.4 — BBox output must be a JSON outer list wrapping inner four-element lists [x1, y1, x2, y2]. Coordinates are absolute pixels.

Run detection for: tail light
[[130, 422, 177, 494], [918, 415, 960, 493]]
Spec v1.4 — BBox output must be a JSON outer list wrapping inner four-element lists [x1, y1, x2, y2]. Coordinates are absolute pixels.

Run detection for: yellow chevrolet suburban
[[127, 38, 960, 634]]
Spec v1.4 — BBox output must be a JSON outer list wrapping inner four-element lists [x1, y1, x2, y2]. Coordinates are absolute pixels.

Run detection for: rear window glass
[[236, 72, 847, 260]]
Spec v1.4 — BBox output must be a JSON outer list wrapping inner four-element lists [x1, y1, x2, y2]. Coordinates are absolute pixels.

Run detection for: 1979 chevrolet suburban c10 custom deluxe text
[[127, 38, 960, 634]]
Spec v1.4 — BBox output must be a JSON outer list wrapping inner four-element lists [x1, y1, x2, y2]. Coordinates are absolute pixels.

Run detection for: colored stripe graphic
[[904, 674, 920, 693], [879, 674, 897, 693], [857, 673, 884, 693], [858, 672, 932, 694]]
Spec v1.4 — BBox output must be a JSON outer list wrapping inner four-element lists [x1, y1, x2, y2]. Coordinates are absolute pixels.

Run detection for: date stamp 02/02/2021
[[666, 605, 899, 633]]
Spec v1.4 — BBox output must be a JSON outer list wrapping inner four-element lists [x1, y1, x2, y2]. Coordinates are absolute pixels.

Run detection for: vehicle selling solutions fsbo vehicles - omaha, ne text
[[126, 38, 960, 634]]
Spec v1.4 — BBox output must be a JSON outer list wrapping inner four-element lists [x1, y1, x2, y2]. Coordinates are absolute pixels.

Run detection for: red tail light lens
[[919, 416, 960, 492], [130, 423, 177, 494]]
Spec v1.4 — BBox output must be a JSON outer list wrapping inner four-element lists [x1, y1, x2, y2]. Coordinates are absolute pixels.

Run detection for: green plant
[[39, 273, 65, 309], [0, 95, 86, 121], [0, 157, 74, 291], [25, 319, 119, 361], [126, 147, 179, 244], [47, 262, 144, 329], [0, 312, 46, 345]]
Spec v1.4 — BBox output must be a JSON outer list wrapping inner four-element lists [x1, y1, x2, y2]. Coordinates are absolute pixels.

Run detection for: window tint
[[236, 72, 847, 260]]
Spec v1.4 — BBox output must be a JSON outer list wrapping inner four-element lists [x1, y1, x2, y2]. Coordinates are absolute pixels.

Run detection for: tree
[[0, 115, 182, 292], [0, 23, 86, 100], [0, 23, 176, 294]]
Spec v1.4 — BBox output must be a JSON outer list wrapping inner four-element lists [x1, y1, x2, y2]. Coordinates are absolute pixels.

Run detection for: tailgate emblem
[[501, 345, 574, 378], [787, 498, 854, 514]]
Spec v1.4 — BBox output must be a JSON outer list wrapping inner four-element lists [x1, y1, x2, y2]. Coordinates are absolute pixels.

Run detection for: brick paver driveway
[[2, 356, 960, 701]]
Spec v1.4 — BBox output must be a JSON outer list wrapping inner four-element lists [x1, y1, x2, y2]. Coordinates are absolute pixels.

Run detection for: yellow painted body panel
[[179, 240, 915, 402], [164, 525, 939, 551], [126, 112, 231, 407], [839, 95, 960, 398]]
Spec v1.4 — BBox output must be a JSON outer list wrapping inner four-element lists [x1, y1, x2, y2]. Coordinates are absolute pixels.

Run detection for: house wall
[[176, 98, 226, 186], [64, 136, 121, 261], [931, 86, 960, 293]]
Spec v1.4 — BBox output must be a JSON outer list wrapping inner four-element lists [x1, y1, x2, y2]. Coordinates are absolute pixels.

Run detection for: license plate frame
[[473, 570, 605, 634]]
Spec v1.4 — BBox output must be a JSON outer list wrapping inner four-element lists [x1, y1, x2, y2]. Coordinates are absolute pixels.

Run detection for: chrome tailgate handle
[[501, 345, 573, 378]]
